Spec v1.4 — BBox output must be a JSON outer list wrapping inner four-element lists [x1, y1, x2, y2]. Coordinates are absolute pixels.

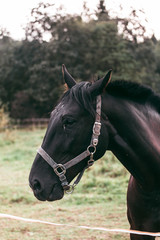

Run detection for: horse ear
[[89, 69, 112, 97], [62, 64, 76, 89]]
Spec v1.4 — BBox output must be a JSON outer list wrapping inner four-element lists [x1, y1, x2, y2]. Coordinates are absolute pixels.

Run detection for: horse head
[[29, 65, 112, 201]]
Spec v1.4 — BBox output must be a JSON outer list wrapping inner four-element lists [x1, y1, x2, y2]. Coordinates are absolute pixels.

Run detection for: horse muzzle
[[47, 183, 64, 201], [29, 178, 64, 201]]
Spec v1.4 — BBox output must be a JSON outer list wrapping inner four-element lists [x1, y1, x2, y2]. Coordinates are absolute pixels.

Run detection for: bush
[[0, 107, 9, 131]]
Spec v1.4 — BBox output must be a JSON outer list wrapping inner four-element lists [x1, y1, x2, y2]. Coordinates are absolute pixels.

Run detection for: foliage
[[0, 107, 9, 131], [0, 1, 160, 118]]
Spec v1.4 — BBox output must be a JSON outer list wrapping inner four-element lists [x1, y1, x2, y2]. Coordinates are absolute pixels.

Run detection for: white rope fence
[[0, 213, 160, 237]]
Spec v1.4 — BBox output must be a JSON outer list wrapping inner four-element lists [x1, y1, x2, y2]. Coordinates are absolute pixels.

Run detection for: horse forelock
[[68, 82, 96, 117]]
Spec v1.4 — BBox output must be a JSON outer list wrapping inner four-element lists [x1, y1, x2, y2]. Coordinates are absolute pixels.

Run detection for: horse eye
[[62, 117, 75, 129]]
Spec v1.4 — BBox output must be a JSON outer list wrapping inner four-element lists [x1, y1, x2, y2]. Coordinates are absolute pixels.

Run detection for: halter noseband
[[37, 95, 102, 194]]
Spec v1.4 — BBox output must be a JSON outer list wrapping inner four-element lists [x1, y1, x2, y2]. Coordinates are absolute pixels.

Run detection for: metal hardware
[[65, 184, 76, 194], [93, 122, 101, 135], [93, 138, 98, 146], [88, 158, 94, 167], [87, 151, 95, 167], [87, 145, 96, 154], [54, 164, 66, 176]]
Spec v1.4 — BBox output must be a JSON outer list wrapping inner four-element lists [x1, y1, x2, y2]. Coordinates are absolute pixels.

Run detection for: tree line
[[0, 1, 160, 119]]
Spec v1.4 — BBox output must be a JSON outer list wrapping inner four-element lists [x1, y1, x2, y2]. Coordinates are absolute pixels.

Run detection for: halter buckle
[[93, 122, 101, 135], [54, 164, 66, 176]]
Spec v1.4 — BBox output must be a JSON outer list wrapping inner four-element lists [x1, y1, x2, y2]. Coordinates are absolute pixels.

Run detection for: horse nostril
[[32, 179, 41, 191]]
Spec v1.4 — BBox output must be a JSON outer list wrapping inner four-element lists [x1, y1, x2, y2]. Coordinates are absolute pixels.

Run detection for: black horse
[[29, 65, 160, 240]]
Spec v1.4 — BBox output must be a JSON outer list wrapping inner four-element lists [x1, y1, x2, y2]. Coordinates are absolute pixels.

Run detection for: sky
[[0, 0, 160, 40]]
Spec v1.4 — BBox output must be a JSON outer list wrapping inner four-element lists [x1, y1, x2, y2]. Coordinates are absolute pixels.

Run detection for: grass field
[[0, 128, 135, 239]]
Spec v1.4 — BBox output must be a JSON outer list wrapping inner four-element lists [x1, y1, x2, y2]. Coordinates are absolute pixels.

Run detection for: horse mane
[[107, 80, 160, 113], [107, 80, 153, 100]]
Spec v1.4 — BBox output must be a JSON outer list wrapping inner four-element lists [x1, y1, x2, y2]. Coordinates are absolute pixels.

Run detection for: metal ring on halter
[[87, 145, 96, 154], [65, 184, 76, 194], [54, 164, 66, 176]]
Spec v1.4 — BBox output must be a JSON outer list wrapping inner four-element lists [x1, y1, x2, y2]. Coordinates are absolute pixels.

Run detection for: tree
[[116, 8, 148, 44], [0, 1, 160, 119], [0, 36, 19, 105], [96, 0, 110, 21], [153, 40, 160, 91], [0, 27, 10, 39]]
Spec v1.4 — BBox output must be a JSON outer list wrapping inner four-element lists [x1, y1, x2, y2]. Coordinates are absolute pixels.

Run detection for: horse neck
[[102, 94, 160, 190]]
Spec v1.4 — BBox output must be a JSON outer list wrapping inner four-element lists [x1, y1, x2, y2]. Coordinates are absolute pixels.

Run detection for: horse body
[[29, 66, 160, 239], [102, 92, 160, 239]]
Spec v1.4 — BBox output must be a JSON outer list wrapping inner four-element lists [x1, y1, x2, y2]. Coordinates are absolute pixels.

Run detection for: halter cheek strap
[[37, 95, 102, 193]]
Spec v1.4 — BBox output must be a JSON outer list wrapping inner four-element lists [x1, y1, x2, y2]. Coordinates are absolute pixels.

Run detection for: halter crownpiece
[[37, 95, 102, 194]]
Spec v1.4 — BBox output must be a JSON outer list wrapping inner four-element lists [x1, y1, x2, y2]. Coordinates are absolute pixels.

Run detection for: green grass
[[0, 128, 132, 239]]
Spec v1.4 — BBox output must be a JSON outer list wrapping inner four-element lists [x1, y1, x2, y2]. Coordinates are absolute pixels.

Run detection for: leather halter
[[37, 95, 102, 194]]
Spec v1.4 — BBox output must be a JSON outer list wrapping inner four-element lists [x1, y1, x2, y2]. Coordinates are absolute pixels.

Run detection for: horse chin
[[47, 184, 64, 201], [34, 193, 47, 202]]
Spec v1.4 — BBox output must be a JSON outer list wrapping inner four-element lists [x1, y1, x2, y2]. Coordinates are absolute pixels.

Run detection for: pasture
[[0, 128, 139, 239]]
